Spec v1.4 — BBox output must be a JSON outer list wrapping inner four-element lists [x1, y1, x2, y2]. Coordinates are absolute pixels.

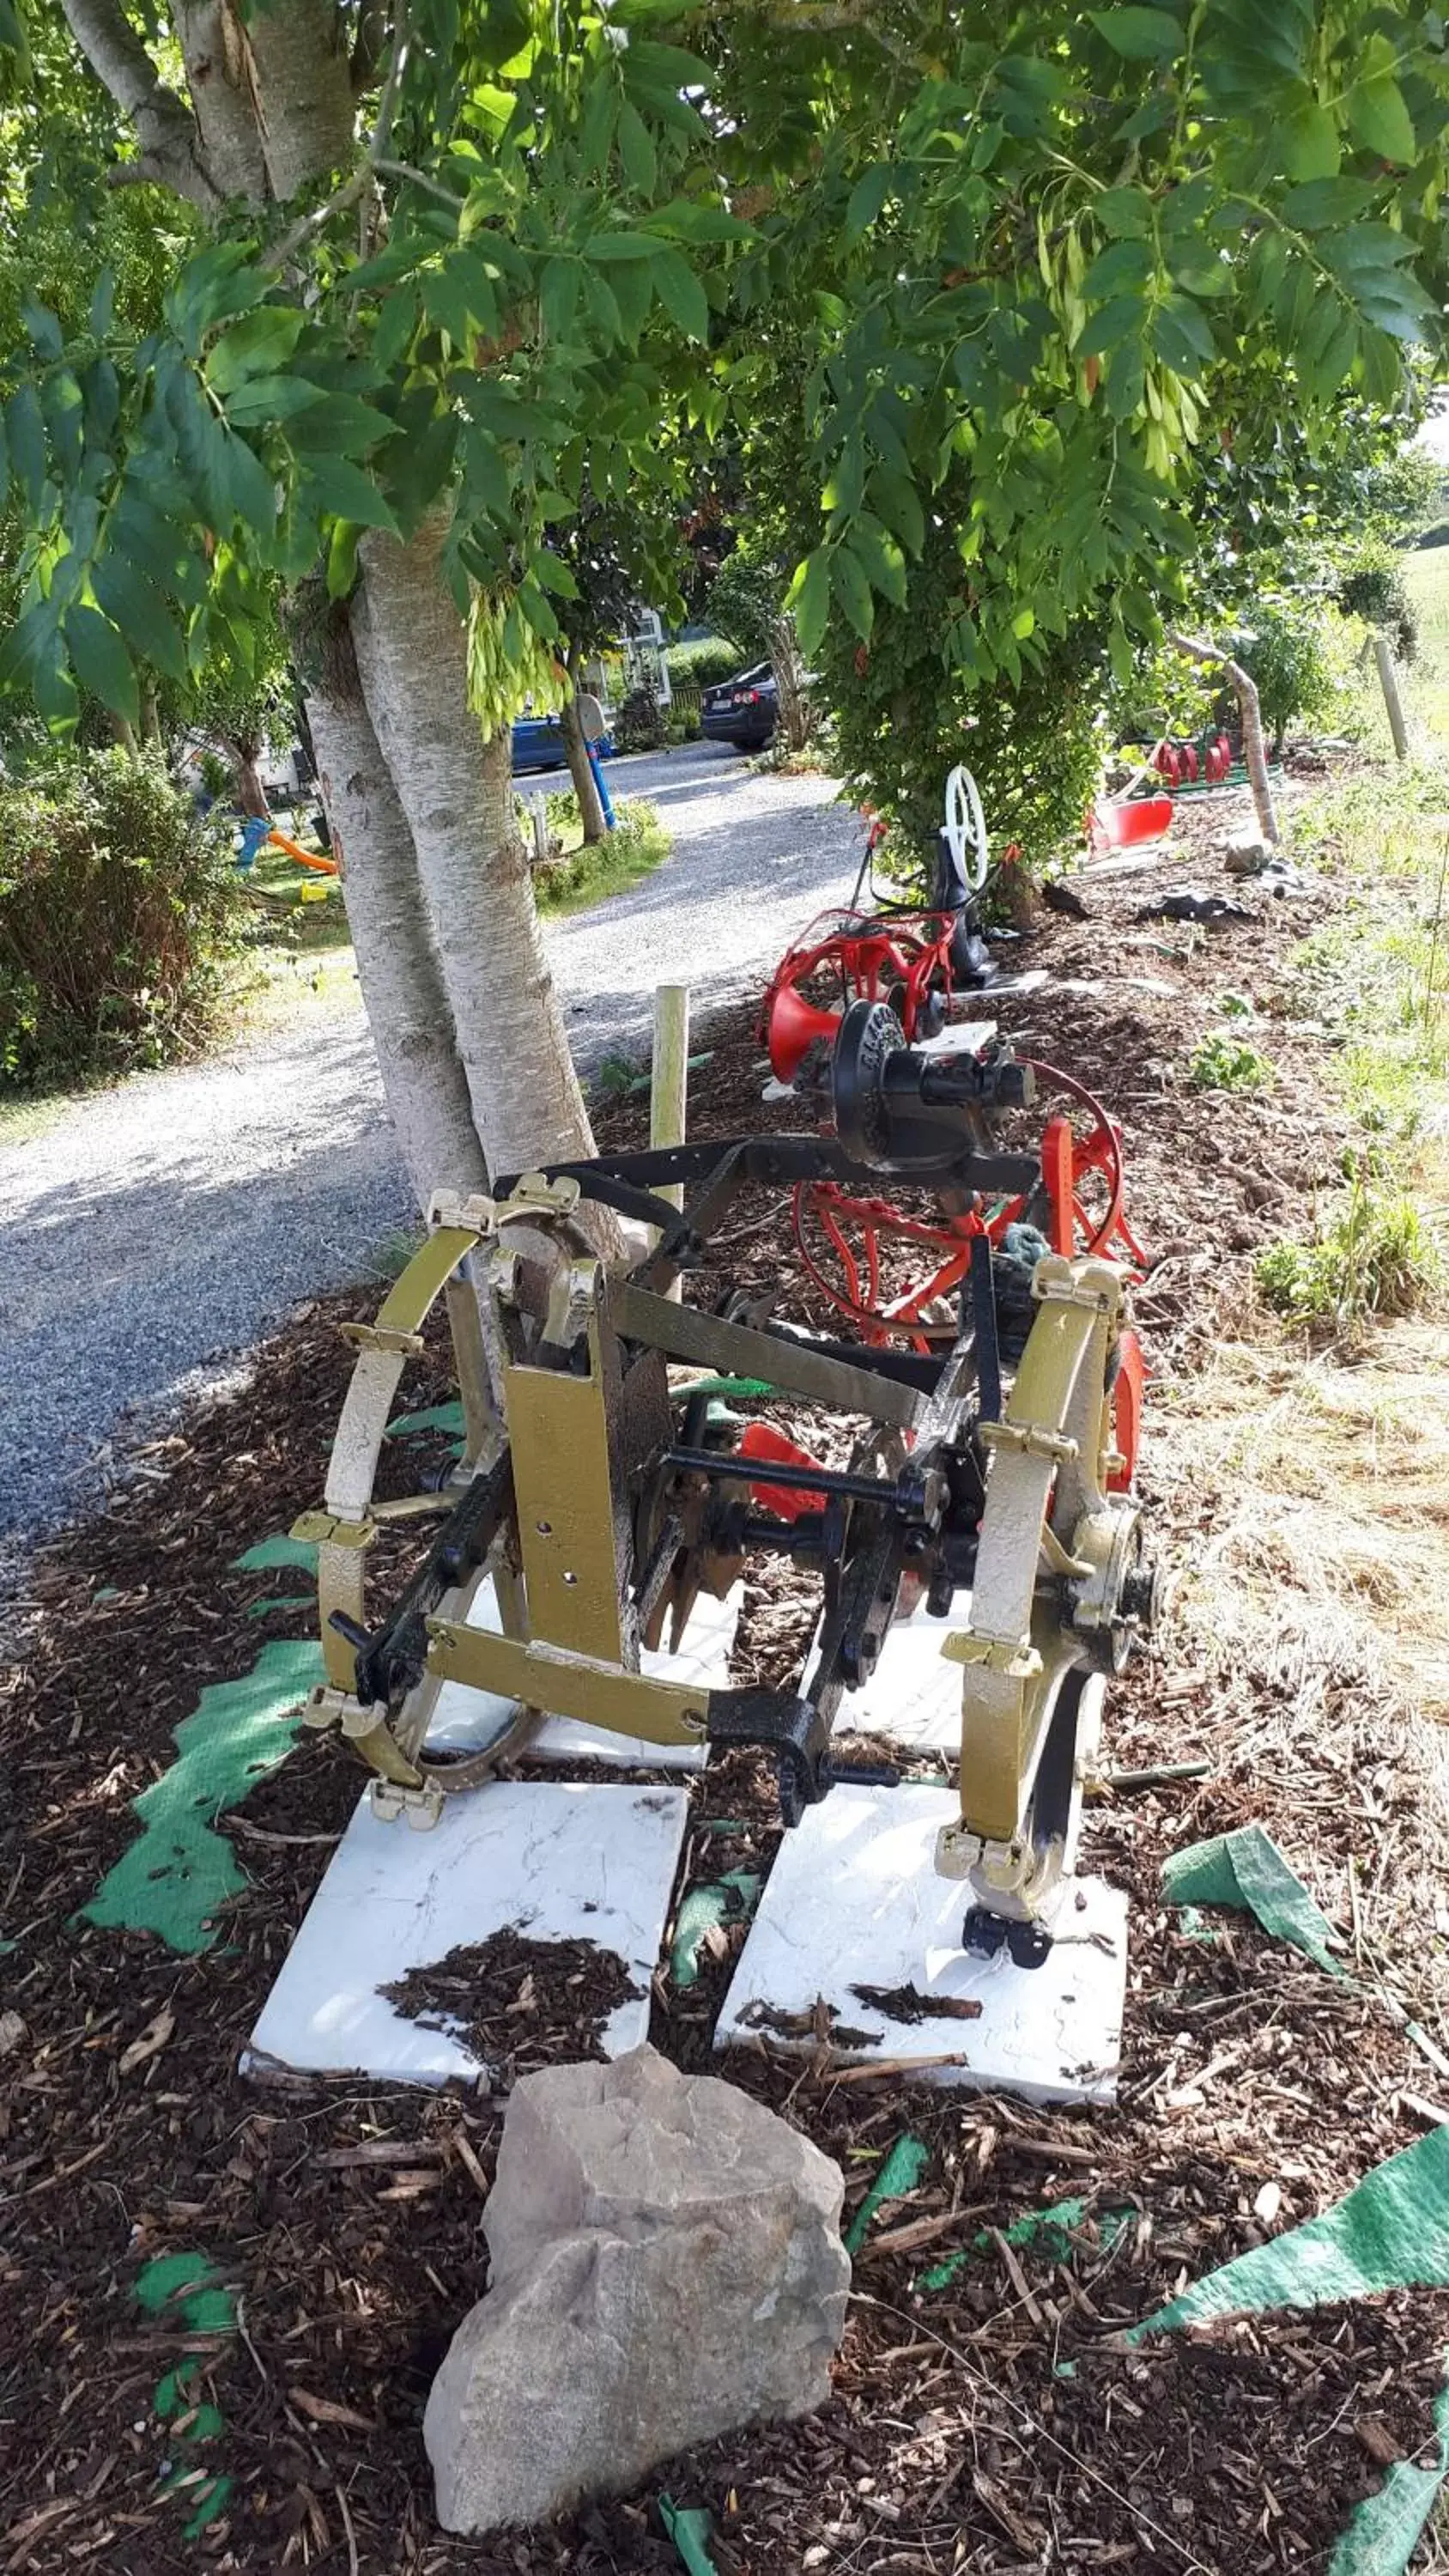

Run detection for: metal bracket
[[979, 1418, 1079, 1465], [291, 1509, 375, 1549], [337, 1321, 427, 1358]]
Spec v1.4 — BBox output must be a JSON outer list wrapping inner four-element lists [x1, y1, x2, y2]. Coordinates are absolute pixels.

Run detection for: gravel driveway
[[0, 744, 859, 1549]]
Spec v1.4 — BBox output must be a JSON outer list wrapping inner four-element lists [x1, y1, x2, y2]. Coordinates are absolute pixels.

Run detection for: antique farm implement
[[296, 999, 1157, 1973], [761, 765, 995, 1080]]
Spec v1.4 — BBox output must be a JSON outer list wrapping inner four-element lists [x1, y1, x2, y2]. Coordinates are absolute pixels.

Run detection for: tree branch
[[60, 0, 224, 208], [1169, 629, 1280, 846]]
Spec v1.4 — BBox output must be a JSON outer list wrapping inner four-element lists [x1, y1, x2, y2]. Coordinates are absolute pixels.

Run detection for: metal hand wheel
[[943, 762, 989, 893]]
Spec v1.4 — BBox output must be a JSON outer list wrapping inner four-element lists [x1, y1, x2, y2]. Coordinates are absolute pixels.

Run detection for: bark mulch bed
[[5, 772, 1448, 2574], [381, 1931, 642, 2078]]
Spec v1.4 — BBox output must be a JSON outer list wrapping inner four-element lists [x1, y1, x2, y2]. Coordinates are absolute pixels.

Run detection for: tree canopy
[[2, 2, 1446, 754]]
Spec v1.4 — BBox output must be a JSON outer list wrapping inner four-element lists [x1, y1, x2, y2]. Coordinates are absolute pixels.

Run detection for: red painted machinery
[[761, 767, 995, 1083], [1154, 732, 1232, 788]]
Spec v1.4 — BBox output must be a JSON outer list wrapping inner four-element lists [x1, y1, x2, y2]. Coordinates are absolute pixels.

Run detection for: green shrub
[[1226, 596, 1343, 750], [532, 797, 670, 915], [613, 686, 668, 754], [1337, 546, 1417, 662], [1188, 1032, 1276, 1091], [664, 637, 743, 689], [0, 748, 241, 1090], [1256, 1182, 1439, 1334]]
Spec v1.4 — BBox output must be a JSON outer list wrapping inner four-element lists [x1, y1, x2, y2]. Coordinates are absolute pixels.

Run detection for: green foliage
[[612, 685, 667, 754], [707, 554, 781, 668], [814, 469, 1107, 871], [4, 0, 1448, 753], [1228, 596, 1347, 746], [0, 747, 240, 1088], [531, 795, 670, 915], [1188, 1032, 1276, 1092], [1338, 545, 1417, 661], [664, 636, 743, 689], [1256, 1182, 1439, 1334]]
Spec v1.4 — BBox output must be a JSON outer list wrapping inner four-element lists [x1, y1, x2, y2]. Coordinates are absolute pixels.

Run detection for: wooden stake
[[1373, 635, 1409, 761], [650, 983, 690, 1298]]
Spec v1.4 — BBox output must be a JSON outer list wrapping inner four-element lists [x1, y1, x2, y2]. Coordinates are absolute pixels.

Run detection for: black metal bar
[[609, 1281, 925, 1430], [969, 1231, 1002, 1424], [664, 1445, 915, 1510]]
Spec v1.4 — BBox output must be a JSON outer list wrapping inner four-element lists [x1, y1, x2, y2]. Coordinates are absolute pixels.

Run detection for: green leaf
[[88, 269, 117, 340], [617, 98, 658, 195], [846, 165, 893, 240], [531, 549, 579, 598], [1282, 100, 1341, 181], [373, 284, 419, 374], [1095, 186, 1154, 240], [348, 236, 431, 295], [221, 375, 328, 428], [5, 386, 45, 514], [90, 558, 188, 683], [205, 307, 305, 394], [1077, 293, 1147, 359], [1012, 604, 1036, 640], [1279, 177, 1375, 228], [870, 466, 925, 556], [651, 246, 709, 340], [847, 514, 907, 609], [646, 197, 750, 245], [21, 299, 63, 359], [326, 518, 362, 599], [1088, 8, 1182, 62], [540, 257, 580, 343], [300, 455, 402, 534], [1149, 293, 1216, 373], [221, 430, 278, 536], [579, 76, 618, 176], [287, 392, 398, 457], [1346, 70, 1416, 167], [0, 408, 8, 517], [1082, 239, 1154, 299], [585, 230, 662, 261], [788, 548, 831, 660], [64, 603, 139, 726], [831, 542, 875, 641]]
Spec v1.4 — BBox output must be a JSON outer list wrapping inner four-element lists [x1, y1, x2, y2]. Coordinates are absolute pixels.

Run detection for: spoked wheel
[[791, 1179, 1002, 1348], [1021, 1060, 1151, 1274]]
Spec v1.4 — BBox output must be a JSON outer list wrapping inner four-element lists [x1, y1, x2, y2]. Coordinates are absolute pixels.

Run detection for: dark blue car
[[512, 714, 615, 773]]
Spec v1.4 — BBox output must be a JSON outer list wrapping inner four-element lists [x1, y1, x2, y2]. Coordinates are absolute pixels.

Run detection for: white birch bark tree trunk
[[355, 520, 597, 1174], [306, 597, 489, 1206]]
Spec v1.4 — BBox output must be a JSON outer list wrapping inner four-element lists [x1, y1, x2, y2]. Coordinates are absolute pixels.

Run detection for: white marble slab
[[715, 1782, 1127, 2106], [818, 1595, 967, 1755], [244, 1779, 687, 2085], [424, 1575, 743, 1771]]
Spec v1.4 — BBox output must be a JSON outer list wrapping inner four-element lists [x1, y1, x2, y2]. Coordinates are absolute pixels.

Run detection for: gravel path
[[0, 745, 859, 1549]]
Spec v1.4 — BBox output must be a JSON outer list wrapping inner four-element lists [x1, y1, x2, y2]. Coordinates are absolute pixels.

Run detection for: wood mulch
[[4, 767, 1447, 2575]]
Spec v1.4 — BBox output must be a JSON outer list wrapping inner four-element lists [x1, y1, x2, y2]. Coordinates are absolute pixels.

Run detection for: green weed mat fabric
[[1329, 2374, 1449, 2574], [79, 1639, 323, 1952], [232, 1533, 319, 1575], [844, 2135, 930, 2256], [1162, 1823, 1344, 1977]]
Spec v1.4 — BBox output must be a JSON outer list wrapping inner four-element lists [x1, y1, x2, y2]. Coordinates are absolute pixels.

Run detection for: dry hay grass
[[1141, 1313, 1449, 2024]]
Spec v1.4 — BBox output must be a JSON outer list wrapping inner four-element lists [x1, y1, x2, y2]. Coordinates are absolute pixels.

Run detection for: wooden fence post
[[650, 984, 690, 1299]]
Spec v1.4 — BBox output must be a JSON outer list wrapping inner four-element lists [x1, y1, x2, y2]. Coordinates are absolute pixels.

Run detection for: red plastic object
[[1203, 732, 1232, 783], [1108, 1329, 1146, 1493], [1089, 793, 1173, 852], [737, 1422, 828, 1522]]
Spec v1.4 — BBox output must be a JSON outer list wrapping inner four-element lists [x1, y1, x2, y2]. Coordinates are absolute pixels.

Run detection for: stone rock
[[1223, 827, 1274, 875], [423, 2043, 849, 2535]]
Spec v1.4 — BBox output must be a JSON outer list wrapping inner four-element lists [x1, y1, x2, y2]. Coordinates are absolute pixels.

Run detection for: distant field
[[1399, 546, 1449, 744]]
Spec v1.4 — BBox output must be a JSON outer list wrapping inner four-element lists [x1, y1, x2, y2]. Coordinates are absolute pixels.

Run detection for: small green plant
[[594, 1052, 640, 1097], [664, 637, 743, 690], [1188, 1032, 1276, 1092], [532, 798, 671, 916], [1216, 990, 1256, 1019], [1256, 1181, 1439, 1334]]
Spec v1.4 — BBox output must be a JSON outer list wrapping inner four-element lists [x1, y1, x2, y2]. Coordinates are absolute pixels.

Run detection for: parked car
[[700, 662, 778, 750], [512, 712, 616, 773], [511, 713, 569, 773]]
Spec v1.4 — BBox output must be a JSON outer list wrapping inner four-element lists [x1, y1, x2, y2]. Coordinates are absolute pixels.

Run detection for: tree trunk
[[233, 750, 270, 817], [766, 612, 813, 754], [1170, 631, 1280, 847], [561, 649, 608, 844], [306, 598, 489, 1209], [354, 521, 597, 1175], [244, 0, 355, 200]]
